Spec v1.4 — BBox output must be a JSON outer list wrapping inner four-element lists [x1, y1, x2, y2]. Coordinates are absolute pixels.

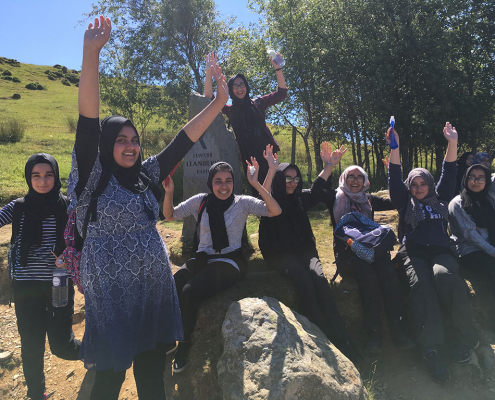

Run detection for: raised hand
[[162, 176, 174, 192], [270, 52, 283, 69], [84, 15, 111, 52], [321, 142, 347, 165], [385, 128, 400, 146], [443, 122, 458, 142], [382, 155, 389, 169], [263, 144, 279, 168], [205, 53, 217, 75], [213, 65, 228, 104], [246, 157, 260, 186]]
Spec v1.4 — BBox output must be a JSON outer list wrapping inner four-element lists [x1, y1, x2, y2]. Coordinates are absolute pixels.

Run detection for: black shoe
[[334, 338, 364, 365], [165, 342, 177, 356], [423, 349, 450, 382], [173, 341, 192, 373], [365, 336, 383, 354], [451, 341, 478, 363], [390, 320, 415, 350]]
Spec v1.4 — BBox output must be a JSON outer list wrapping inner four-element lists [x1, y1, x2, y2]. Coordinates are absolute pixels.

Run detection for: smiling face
[[212, 170, 234, 200], [31, 163, 55, 194], [232, 77, 247, 99], [466, 167, 487, 193], [113, 125, 140, 168], [409, 176, 429, 200], [284, 168, 300, 195], [466, 154, 474, 166], [346, 168, 365, 193]]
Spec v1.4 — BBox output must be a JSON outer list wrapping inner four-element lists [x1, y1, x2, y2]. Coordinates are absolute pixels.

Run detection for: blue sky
[[0, 0, 259, 70]]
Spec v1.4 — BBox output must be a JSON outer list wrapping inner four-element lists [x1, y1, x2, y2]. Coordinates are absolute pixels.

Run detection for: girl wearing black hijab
[[163, 159, 281, 373], [258, 160, 362, 364], [0, 153, 80, 400], [455, 152, 474, 193], [70, 16, 230, 400], [449, 164, 495, 306], [204, 52, 288, 194]]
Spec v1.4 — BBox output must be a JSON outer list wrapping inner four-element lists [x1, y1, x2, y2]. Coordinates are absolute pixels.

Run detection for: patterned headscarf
[[333, 165, 372, 223], [404, 168, 449, 229], [473, 152, 492, 168]]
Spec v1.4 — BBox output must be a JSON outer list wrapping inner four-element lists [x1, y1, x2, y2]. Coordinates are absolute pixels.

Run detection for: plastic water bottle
[[267, 49, 285, 67], [389, 116, 398, 149], [52, 267, 68, 308]]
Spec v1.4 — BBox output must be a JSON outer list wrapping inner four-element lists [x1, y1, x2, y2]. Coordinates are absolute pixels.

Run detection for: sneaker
[[423, 349, 450, 382], [451, 341, 478, 363], [173, 341, 192, 373], [335, 338, 364, 365], [390, 320, 415, 350], [165, 342, 177, 356]]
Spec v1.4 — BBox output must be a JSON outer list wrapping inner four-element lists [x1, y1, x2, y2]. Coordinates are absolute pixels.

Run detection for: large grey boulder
[[182, 92, 242, 243], [218, 296, 367, 400]]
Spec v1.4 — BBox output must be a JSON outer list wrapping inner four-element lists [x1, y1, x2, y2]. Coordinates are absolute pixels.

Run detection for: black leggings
[[460, 250, 495, 302], [14, 279, 80, 400], [89, 343, 169, 400], [265, 246, 348, 342], [174, 257, 241, 340], [344, 253, 406, 334]]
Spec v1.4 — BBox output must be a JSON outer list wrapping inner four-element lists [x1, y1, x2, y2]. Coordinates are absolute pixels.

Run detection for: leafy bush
[[61, 66, 68, 74], [65, 116, 77, 133], [46, 72, 57, 80], [12, 94, 21, 100], [0, 57, 20, 67], [2, 70, 12, 76], [25, 82, 45, 90], [65, 73, 79, 84], [54, 71, 64, 78], [0, 119, 25, 143], [12, 77, 20, 83], [61, 78, 71, 86], [53, 64, 62, 69], [75, 82, 80, 87], [2, 76, 12, 81]]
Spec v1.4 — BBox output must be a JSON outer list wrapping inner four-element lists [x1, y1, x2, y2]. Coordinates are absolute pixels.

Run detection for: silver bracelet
[[327, 161, 336, 167]]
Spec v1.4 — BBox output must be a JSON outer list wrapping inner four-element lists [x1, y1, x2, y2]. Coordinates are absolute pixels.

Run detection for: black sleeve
[[370, 194, 396, 212], [311, 176, 336, 209], [301, 189, 318, 212], [155, 129, 195, 182], [74, 115, 101, 197]]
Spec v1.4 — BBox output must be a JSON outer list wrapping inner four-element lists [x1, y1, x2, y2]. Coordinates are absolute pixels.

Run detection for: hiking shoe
[[423, 349, 450, 382], [390, 320, 415, 350], [451, 340, 478, 363], [365, 336, 383, 354], [335, 339, 364, 365], [173, 341, 192, 373], [165, 342, 177, 356]]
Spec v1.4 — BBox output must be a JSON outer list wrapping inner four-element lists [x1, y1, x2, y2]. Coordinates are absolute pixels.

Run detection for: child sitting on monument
[[163, 158, 282, 373]]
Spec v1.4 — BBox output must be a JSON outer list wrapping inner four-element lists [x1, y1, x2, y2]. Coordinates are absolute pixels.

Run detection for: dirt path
[[1, 217, 495, 399]]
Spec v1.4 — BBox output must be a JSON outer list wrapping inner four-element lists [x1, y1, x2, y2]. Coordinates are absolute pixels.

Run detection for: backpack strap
[[10, 198, 24, 245], [192, 195, 208, 252]]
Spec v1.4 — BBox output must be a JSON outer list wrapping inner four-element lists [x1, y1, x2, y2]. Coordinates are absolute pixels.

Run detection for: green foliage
[[64, 73, 79, 84], [65, 116, 77, 133], [0, 119, 25, 143], [61, 78, 71, 86], [12, 77, 20, 83], [0, 57, 20, 67], [25, 82, 45, 90], [2, 70, 12, 76], [1, 76, 12, 81], [12, 94, 20, 100]]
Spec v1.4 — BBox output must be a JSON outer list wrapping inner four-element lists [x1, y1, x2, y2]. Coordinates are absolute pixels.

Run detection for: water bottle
[[389, 116, 398, 149], [52, 267, 68, 308], [267, 49, 285, 67]]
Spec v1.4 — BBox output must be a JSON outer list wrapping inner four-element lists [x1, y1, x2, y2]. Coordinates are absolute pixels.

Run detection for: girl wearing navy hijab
[[0, 153, 80, 400], [70, 16, 229, 399], [204, 52, 288, 194], [163, 159, 281, 373]]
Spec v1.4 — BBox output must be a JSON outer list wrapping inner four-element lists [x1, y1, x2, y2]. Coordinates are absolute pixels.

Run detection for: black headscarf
[[456, 152, 474, 193], [260, 163, 314, 250], [460, 164, 495, 245], [20, 153, 68, 266], [99, 116, 150, 194], [204, 162, 235, 253]]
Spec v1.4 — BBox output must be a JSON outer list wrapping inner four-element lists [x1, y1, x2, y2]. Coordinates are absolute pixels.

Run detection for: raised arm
[[318, 142, 347, 181], [246, 157, 282, 216], [271, 53, 287, 89], [79, 16, 111, 118], [204, 52, 216, 100], [443, 122, 458, 162], [262, 144, 279, 191], [386, 128, 400, 165], [162, 178, 175, 221], [183, 63, 228, 142]]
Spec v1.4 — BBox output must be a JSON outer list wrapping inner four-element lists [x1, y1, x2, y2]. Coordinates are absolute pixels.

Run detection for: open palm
[[84, 16, 112, 51], [443, 122, 458, 142]]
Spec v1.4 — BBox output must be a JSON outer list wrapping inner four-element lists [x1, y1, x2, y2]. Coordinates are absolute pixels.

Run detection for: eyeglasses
[[285, 176, 301, 184], [346, 175, 364, 182], [232, 83, 246, 90], [467, 176, 486, 183]]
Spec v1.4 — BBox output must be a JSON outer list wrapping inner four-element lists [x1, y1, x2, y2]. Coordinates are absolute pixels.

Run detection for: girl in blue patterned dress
[[68, 16, 229, 399]]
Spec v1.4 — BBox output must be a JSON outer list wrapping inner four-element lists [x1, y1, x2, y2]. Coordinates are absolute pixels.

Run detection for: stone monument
[[182, 92, 242, 243]]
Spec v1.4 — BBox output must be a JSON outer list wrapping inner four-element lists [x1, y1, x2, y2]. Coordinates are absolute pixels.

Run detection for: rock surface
[[218, 296, 368, 400]]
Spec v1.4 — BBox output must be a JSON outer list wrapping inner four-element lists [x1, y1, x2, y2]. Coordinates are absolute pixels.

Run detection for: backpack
[[334, 211, 397, 265]]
